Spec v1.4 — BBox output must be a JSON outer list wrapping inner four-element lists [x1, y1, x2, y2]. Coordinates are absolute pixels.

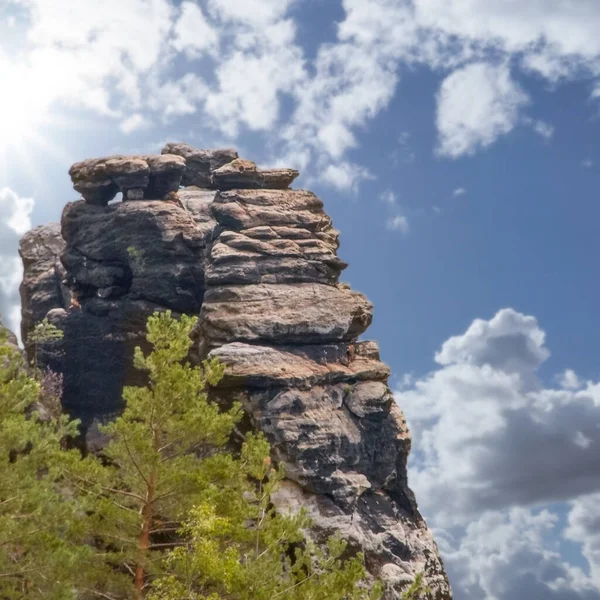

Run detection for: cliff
[[18, 143, 452, 599]]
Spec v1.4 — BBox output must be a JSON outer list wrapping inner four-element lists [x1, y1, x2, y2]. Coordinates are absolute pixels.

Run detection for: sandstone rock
[[69, 154, 187, 205], [261, 168, 299, 189], [145, 154, 186, 198], [271, 481, 452, 600], [23, 144, 451, 599], [345, 381, 394, 418], [19, 223, 70, 350], [211, 189, 332, 231], [103, 156, 149, 197], [69, 158, 119, 205], [209, 342, 390, 389], [61, 200, 208, 313], [211, 161, 299, 190], [240, 383, 408, 507], [161, 143, 238, 187], [177, 187, 218, 239], [211, 158, 263, 189], [201, 283, 373, 346], [205, 229, 346, 285]]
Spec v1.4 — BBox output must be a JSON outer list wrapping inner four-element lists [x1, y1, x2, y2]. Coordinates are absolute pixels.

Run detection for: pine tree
[[0, 312, 383, 598], [67, 311, 247, 598], [68, 311, 382, 599], [149, 436, 383, 600], [0, 326, 97, 598]]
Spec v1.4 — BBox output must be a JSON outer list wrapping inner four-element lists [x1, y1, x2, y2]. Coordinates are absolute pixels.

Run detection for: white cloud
[[414, 0, 600, 62], [434, 308, 549, 375], [582, 159, 594, 168], [453, 187, 467, 197], [396, 308, 600, 598], [172, 1, 218, 59], [0, 188, 34, 335], [119, 113, 149, 134], [559, 369, 583, 391], [386, 214, 409, 234], [436, 63, 530, 158], [5, 0, 600, 178], [441, 507, 598, 600], [149, 73, 208, 119], [319, 162, 373, 192], [566, 494, 600, 586], [526, 118, 555, 140], [207, 0, 297, 27], [380, 190, 397, 205], [0, 187, 34, 236], [397, 308, 600, 522]]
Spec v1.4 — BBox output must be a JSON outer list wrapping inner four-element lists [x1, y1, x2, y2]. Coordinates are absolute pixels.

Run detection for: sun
[[0, 51, 73, 185]]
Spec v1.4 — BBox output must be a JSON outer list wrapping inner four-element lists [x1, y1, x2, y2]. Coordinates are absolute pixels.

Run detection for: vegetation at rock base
[[0, 312, 384, 599], [0, 327, 103, 598]]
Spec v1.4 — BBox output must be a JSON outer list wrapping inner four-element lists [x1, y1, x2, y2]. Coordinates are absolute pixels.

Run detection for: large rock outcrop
[[19, 143, 452, 599]]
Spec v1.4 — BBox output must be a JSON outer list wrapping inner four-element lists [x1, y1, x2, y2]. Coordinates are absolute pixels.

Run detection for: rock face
[[19, 223, 70, 356], [20, 143, 452, 599]]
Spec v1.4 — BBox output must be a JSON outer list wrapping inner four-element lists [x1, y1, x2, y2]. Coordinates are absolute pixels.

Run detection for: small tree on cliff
[[27, 317, 63, 371], [69, 311, 381, 599]]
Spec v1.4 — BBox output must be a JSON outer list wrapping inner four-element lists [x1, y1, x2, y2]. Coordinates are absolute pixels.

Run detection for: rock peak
[[20, 142, 452, 599]]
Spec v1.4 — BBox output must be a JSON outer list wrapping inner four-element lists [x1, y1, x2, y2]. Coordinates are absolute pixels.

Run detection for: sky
[[1, 1, 600, 598]]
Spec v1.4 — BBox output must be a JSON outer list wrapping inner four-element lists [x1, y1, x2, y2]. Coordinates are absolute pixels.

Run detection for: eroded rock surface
[[199, 172, 451, 599], [20, 143, 451, 599], [19, 223, 70, 354], [161, 143, 238, 188], [69, 153, 186, 205]]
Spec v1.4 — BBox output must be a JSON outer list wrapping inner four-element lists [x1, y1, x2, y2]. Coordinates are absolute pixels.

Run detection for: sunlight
[[0, 55, 46, 143]]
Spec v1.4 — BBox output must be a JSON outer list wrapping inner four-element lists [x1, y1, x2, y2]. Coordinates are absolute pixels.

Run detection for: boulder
[[209, 341, 390, 389], [161, 143, 238, 187], [69, 154, 187, 205], [211, 189, 331, 231], [200, 283, 373, 346]]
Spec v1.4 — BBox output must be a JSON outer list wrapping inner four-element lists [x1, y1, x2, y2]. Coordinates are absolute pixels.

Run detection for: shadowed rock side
[[19, 143, 451, 599]]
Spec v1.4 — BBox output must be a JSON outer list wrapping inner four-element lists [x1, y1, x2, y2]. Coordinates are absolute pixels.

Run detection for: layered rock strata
[[200, 186, 450, 599], [19, 143, 451, 599]]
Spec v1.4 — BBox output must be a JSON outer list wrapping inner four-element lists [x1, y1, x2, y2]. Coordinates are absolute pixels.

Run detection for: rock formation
[[19, 144, 452, 599]]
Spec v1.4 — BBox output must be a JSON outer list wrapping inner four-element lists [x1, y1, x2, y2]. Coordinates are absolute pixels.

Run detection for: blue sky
[[2, 1, 600, 598]]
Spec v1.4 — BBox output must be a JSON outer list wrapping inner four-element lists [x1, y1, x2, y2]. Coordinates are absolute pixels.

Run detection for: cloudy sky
[[2, 1, 600, 598]]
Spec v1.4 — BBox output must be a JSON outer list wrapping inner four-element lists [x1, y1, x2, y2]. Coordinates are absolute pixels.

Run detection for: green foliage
[[401, 572, 432, 600], [0, 329, 97, 598], [27, 318, 64, 370], [127, 245, 145, 269], [149, 445, 383, 599], [67, 311, 245, 597], [0, 313, 385, 599]]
